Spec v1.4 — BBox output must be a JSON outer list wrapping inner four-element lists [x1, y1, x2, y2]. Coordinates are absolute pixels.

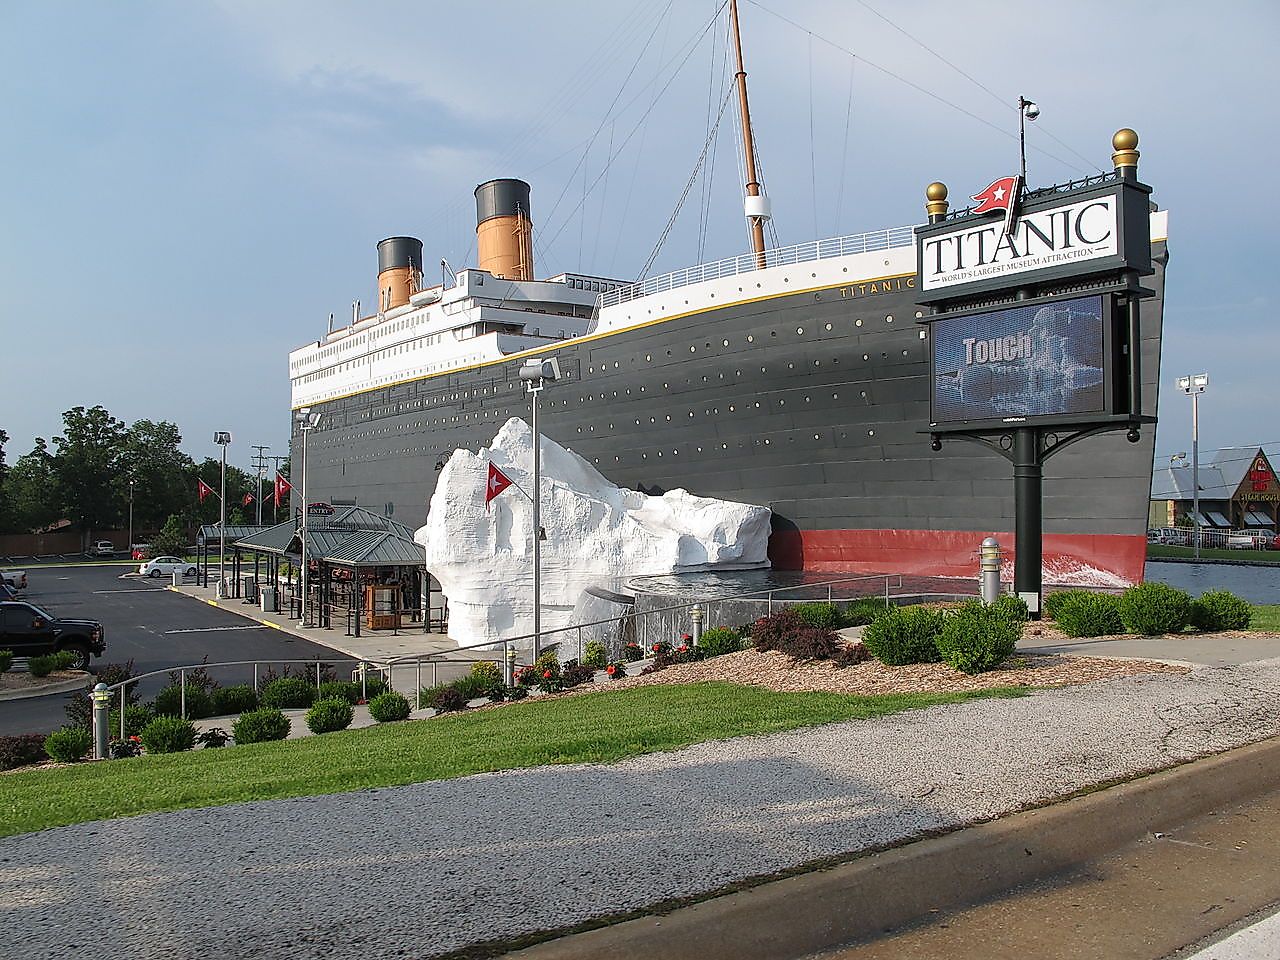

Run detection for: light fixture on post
[[213, 431, 232, 597], [1177, 374, 1209, 560], [1017, 96, 1039, 186], [518, 356, 561, 660], [296, 408, 321, 626]]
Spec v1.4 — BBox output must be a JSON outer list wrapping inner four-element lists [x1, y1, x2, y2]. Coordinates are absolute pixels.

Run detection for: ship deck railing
[[598, 224, 918, 309]]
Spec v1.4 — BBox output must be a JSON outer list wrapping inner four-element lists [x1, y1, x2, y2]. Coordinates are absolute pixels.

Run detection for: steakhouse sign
[[915, 177, 1152, 306]]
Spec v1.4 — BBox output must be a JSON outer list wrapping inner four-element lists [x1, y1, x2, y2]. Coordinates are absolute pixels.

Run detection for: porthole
[[919, 331, 927, 340], [832, 393, 839, 399], [885, 315, 894, 323], [723, 339, 730, 347], [805, 396, 811, 403], [665, 415, 672, 421], [863, 354, 869, 361], [747, 335, 754, 343], [690, 345, 696, 353], [825, 323, 832, 331], [646, 354, 652, 361], [729, 405, 735, 412], [902, 350, 909, 356], [735, 370, 742, 377], [614, 361, 619, 368], [722, 443, 728, 449], [642, 453, 648, 459], [855, 319, 863, 327], [788, 362, 795, 370], [814, 360, 821, 366], [797, 327, 804, 335], [764, 438, 771, 445], [814, 434, 820, 440], [860, 390, 867, 398], [869, 429, 876, 437]]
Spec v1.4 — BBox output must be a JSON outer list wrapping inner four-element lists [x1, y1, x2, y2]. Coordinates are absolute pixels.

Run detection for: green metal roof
[[321, 530, 425, 566], [198, 524, 272, 545]]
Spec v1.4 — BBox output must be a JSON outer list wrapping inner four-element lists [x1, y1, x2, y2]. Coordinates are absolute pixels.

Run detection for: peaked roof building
[[1150, 446, 1279, 529]]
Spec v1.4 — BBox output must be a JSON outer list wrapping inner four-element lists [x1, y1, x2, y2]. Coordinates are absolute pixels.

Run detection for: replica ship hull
[[294, 237, 1166, 586]]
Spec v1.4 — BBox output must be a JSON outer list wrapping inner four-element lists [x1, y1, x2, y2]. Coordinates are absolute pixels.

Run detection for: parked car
[[130, 543, 153, 561], [0, 600, 105, 670], [1227, 532, 1265, 550], [0, 570, 28, 591], [138, 556, 197, 578], [89, 540, 116, 557], [0, 582, 18, 601]]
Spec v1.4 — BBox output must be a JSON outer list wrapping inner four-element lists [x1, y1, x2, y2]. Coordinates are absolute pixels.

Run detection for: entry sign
[[307, 502, 336, 517]]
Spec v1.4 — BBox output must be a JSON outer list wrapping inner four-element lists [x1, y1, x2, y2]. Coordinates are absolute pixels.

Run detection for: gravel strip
[[3, 660, 1280, 959]]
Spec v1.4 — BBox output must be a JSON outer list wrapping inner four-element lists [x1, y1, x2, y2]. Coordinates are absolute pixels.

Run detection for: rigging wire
[[697, 2, 723, 262], [849, 0, 1103, 175], [541, 4, 726, 257], [589, 120, 616, 270], [743, 0, 1090, 177], [808, 32, 817, 241], [638, 87, 736, 280], [834, 57, 855, 235]]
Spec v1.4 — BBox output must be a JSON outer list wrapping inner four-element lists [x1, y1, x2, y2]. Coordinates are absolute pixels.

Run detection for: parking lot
[[0, 564, 342, 736]]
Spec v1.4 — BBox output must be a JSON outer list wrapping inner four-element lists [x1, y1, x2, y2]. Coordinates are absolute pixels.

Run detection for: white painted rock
[[416, 418, 771, 649]]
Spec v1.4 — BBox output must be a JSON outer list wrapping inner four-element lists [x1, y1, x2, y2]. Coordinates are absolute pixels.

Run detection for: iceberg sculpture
[[416, 418, 771, 649]]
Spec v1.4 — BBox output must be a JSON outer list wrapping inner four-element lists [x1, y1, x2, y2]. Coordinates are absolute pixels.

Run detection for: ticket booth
[[364, 584, 401, 631]]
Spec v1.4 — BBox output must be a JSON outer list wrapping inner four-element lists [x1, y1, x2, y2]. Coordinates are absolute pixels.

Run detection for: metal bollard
[[980, 537, 1002, 605], [91, 683, 111, 759], [690, 604, 704, 646], [506, 643, 517, 686]]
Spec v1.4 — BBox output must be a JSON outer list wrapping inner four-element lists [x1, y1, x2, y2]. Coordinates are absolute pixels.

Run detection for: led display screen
[[931, 295, 1107, 424]]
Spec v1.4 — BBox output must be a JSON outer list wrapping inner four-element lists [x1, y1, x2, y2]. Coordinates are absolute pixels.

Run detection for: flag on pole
[[242, 493, 255, 506], [197, 479, 216, 503], [969, 175, 1019, 215], [274, 472, 292, 508], [485, 462, 513, 509]]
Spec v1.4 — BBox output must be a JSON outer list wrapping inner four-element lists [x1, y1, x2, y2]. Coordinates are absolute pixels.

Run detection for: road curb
[[506, 736, 1280, 960], [0, 674, 93, 702]]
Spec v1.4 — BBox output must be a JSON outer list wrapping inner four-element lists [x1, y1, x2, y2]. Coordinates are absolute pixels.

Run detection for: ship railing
[[598, 225, 918, 309]]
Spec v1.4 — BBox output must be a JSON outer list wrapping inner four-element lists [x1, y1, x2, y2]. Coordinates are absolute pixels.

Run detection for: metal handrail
[[598, 225, 917, 308]]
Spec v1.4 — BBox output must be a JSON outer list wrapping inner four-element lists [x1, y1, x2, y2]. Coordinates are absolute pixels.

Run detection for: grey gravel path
[[4, 660, 1280, 960]]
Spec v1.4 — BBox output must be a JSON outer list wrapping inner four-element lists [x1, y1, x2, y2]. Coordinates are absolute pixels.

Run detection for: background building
[[1149, 446, 1279, 531]]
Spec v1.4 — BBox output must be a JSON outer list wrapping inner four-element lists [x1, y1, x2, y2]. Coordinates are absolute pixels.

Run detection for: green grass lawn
[[0, 682, 1024, 837], [1147, 544, 1280, 563], [1249, 606, 1280, 631]]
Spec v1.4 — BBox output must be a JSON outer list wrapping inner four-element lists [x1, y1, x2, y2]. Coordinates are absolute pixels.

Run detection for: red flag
[[197, 479, 215, 503], [242, 493, 255, 506], [485, 462, 513, 509], [274, 472, 292, 508], [970, 176, 1019, 215]]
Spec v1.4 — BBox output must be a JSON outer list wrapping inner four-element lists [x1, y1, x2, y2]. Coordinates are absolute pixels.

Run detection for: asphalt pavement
[[0, 564, 343, 736]]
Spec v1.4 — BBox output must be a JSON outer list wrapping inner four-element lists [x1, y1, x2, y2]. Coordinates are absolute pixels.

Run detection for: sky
[[1, 0, 1276, 477]]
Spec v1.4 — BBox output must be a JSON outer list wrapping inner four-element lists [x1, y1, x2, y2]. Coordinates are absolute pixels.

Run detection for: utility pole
[[269, 455, 287, 524], [251, 445, 270, 526]]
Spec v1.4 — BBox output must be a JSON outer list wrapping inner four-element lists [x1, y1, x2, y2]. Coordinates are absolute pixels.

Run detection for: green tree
[[194, 458, 254, 527], [0, 428, 10, 531], [120, 420, 195, 533], [5, 439, 61, 533], [152, 514, 187, 557], [52, 406, 127, 540]]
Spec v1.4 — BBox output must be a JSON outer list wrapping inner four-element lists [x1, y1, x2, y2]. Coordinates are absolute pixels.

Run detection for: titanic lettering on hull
[[921, 195, 1118, 291]]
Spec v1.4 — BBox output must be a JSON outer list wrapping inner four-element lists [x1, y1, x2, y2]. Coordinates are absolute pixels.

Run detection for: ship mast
[[729, 0, 770, 265]]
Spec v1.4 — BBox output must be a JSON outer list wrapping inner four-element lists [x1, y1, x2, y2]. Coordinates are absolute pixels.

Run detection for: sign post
[[917, 129, 1157, 613]]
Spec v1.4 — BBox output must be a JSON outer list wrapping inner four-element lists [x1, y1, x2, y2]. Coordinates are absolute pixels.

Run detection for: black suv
[[0, 601, 105, 670]]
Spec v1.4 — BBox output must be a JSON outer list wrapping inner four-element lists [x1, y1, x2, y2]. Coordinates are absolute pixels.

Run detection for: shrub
[[140, 715, 197, 754], [28, 655, 56, 678], [751, 608, 807, 653], [233, 708, 291, 744], [108, 704, 155, 739], [1189, 590, 1253, 632], [431, 686, 468, 713], [197, 727, 230, 749], [0, 733, 47, 770], [582, 641, 608, 669], [513, 665, 539, 688], [152, 684, 215, 719], [1044, 590, 1090, 622], [360, 676, 387, 700], [316, 681, 362, 706], [622, 641, 643, 662], [260, 677, 316, 710], [503, 684, 529, 701], [470, 660, 504, 693], [697, 627, 742, 658], [0, 649, 11, 673], [54, 650, 79, 670], [605, 661, 628, 680], [44, 727, 91, 763], [109, 738, 141, 759], [1119, 582, 1193, 636], [306, 697, 354, 734], [369, 691, 411, 722], [990, 594, 1030, 626], [862, 606, 945, 665], [936, 600, 1020, 674], [561, 660, 596, 687], [533, 651, 561, 678], [447, 673, 493, 701], [791, 601, 842, 629], [842, 598, 891, 627], [212, 684, 259, 715], [1054, 592, 1124, 638]]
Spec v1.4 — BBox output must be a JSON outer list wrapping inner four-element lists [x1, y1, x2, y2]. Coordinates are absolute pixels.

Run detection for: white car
[[138, 556, 197, 578], [0, 570, 27, 591]]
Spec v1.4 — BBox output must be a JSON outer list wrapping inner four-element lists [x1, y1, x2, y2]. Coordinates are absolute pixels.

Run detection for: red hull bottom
[[769, 529, 1147, 587]]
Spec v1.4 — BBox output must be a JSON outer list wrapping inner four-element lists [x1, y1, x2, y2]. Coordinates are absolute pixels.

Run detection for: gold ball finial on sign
[[925, 182, 949, 221], [1112, 128, 1139, 170]]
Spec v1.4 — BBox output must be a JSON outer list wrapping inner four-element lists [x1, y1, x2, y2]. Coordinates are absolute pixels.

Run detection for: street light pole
[[127, 479, 135, 560], [1178, 374, 1209, 560], [519, 358, 561, 661], [214, 431, 232, 596], [1017, 96, 1039, 186], [296, 409, 320, 626]]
